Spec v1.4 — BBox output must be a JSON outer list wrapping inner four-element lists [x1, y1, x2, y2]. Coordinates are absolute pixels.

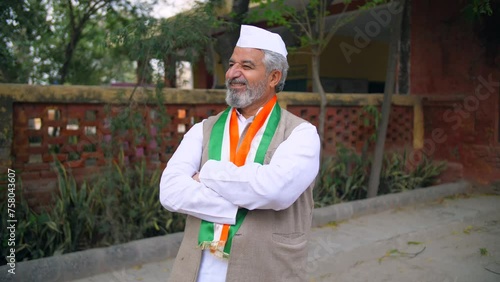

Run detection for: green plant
[[1, 159, 185, 264], [90, 158, 185, 246], [360, 104, 381, 143], [314, 145, 367, 207], [480, 247, 489, 256], [0, 89, 188, 263], [462, 0, 493, 21], [314, 147, 447, 207], [1, 183, 65, 262], [378, 151, 447, 195]]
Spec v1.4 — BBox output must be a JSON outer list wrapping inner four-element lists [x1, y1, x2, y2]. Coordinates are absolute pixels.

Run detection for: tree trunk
[[163, 55, 177, 88], [311, 51, 326, 155], [214, 0, 250, 71], [208, 40, 218, 89], [136, 58, 152, 85], [59, 27, 83, 84], [367, 0, 406, 198], [398, 0, 411, 94]]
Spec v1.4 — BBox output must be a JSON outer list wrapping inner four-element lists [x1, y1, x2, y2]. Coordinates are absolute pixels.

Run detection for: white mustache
[[227, 79, 247, 85]]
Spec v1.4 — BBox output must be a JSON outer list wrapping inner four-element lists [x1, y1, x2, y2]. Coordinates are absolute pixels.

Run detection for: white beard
[[225, 78, 267, 108]]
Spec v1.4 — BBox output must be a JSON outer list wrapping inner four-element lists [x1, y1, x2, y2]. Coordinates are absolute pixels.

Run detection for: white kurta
[[159, 109, 320, 282]]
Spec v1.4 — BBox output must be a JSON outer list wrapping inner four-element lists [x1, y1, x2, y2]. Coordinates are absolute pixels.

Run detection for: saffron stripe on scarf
[[198, 97, 281, 257]]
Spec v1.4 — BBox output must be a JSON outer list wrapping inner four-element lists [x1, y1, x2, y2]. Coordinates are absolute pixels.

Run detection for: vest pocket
[[272, 232, 306, 245], [271, 233, 308, 282]]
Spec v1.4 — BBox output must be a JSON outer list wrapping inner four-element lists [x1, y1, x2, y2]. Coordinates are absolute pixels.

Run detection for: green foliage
[[247, 0, 390, 151], [361, 104, 382, 143], [248, 0, 388, 54], [0, 159, 183, 264], [314, 147, 447, 207], [479, 247, 489, 256], [1, 0, 150, 84], [359, 0, 390, 10], [0, 0, 49, 83], [109, 0, 224, 84], [1, 0, 229, 85], [314, 146, 367, 207], [378, 151, 446, 195], [0, 89, 183, 263], [248, 0, 295, 27], [462, 0, 493, 21]]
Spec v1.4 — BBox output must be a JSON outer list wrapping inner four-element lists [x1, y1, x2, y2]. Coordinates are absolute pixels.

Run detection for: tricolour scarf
[[198, 95, 281, 258]]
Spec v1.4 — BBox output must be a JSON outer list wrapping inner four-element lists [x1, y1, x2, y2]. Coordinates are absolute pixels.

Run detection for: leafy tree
[[110, 0, 225, 88], [1, 0, 153, 85], [248, 0, 415, 198], [248, 0, 388, 153], [0, 0, 49, 83], [50, 0, 147, 84]]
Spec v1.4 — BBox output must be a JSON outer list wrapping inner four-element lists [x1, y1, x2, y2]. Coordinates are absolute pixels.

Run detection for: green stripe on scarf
[[199, 103, 281, 256], [198, 107, 230, 243]]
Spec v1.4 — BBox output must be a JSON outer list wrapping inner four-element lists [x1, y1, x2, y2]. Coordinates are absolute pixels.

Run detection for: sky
[[150, 0, 200, 19]]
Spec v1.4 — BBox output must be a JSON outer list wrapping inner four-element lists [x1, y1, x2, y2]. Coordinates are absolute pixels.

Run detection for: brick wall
[[411, 0, 500, 183], [0, 85, 423, 207], [288, 105, 414, 155]]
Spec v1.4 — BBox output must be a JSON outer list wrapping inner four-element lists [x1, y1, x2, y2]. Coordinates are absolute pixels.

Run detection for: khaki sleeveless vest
[[168, 108, 315, 282]]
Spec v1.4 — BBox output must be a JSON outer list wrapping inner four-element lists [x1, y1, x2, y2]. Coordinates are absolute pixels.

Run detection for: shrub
[[314, 146, 367, 207], [378, 151, 447, 195], [0, 160, 184, 264], [314, 147, 447, 207]]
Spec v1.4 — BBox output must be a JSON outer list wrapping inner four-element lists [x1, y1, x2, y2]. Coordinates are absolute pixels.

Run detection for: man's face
[[225, 47, 269, 108]]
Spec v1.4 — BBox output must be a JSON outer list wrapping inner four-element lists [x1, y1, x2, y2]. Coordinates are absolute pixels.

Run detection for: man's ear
[[269, 70, 282, 89]]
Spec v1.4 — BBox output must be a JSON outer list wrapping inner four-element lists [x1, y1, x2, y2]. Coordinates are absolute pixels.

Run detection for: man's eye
[[243, 65, 251, 69]]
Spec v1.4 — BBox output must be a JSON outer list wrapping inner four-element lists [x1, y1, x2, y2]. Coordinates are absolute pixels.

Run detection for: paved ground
[[73, 193, 500, 282]]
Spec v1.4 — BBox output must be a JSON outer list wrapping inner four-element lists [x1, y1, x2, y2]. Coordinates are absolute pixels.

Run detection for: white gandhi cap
[[236, 25, 288, 58]]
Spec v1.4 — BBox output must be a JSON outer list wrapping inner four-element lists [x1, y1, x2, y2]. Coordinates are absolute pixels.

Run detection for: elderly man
[[160, 25, 320, 282]]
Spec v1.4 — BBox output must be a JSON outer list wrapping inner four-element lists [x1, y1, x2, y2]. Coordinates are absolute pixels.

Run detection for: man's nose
[[226, 65, 242, 79]]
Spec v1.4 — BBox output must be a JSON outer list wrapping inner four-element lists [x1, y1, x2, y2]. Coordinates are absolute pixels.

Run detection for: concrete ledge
[[0, 233, 183, 282], [0, 181, 469, 282], [312, 180, 470, 227]]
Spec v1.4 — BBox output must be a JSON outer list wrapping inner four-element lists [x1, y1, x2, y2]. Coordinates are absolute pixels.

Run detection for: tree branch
[[286, 0, 313, 40], [87, 0, 109, 15], [67, 0, 76, 32], [82, 0, 109, 27], [300, 0, 314, 35], [322, 0, 352, 53]]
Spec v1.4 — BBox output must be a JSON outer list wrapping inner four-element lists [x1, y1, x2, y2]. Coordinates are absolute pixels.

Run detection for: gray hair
[[262, 50, 289, 93]]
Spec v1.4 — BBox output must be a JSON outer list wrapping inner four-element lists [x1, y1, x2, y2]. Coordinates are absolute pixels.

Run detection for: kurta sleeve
[[159, 121, 238, 225], [198, 122, 320, 211]]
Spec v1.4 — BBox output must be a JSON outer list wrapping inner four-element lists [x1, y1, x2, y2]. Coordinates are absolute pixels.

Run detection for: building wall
[[410, 0, 500, 183], [205, 35, 389, 92], [319, 36, 388, 83]]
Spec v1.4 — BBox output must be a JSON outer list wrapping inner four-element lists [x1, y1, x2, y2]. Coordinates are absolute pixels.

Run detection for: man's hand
[[192, 172, 200, 182]]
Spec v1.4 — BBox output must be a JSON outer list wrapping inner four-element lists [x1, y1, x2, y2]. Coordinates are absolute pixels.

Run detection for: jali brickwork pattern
[[288, 105, 413, 154], [12, 102, 226, 206]]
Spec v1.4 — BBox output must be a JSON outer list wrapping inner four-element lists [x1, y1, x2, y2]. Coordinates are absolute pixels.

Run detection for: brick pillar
[[0, 94, 13, 169]]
